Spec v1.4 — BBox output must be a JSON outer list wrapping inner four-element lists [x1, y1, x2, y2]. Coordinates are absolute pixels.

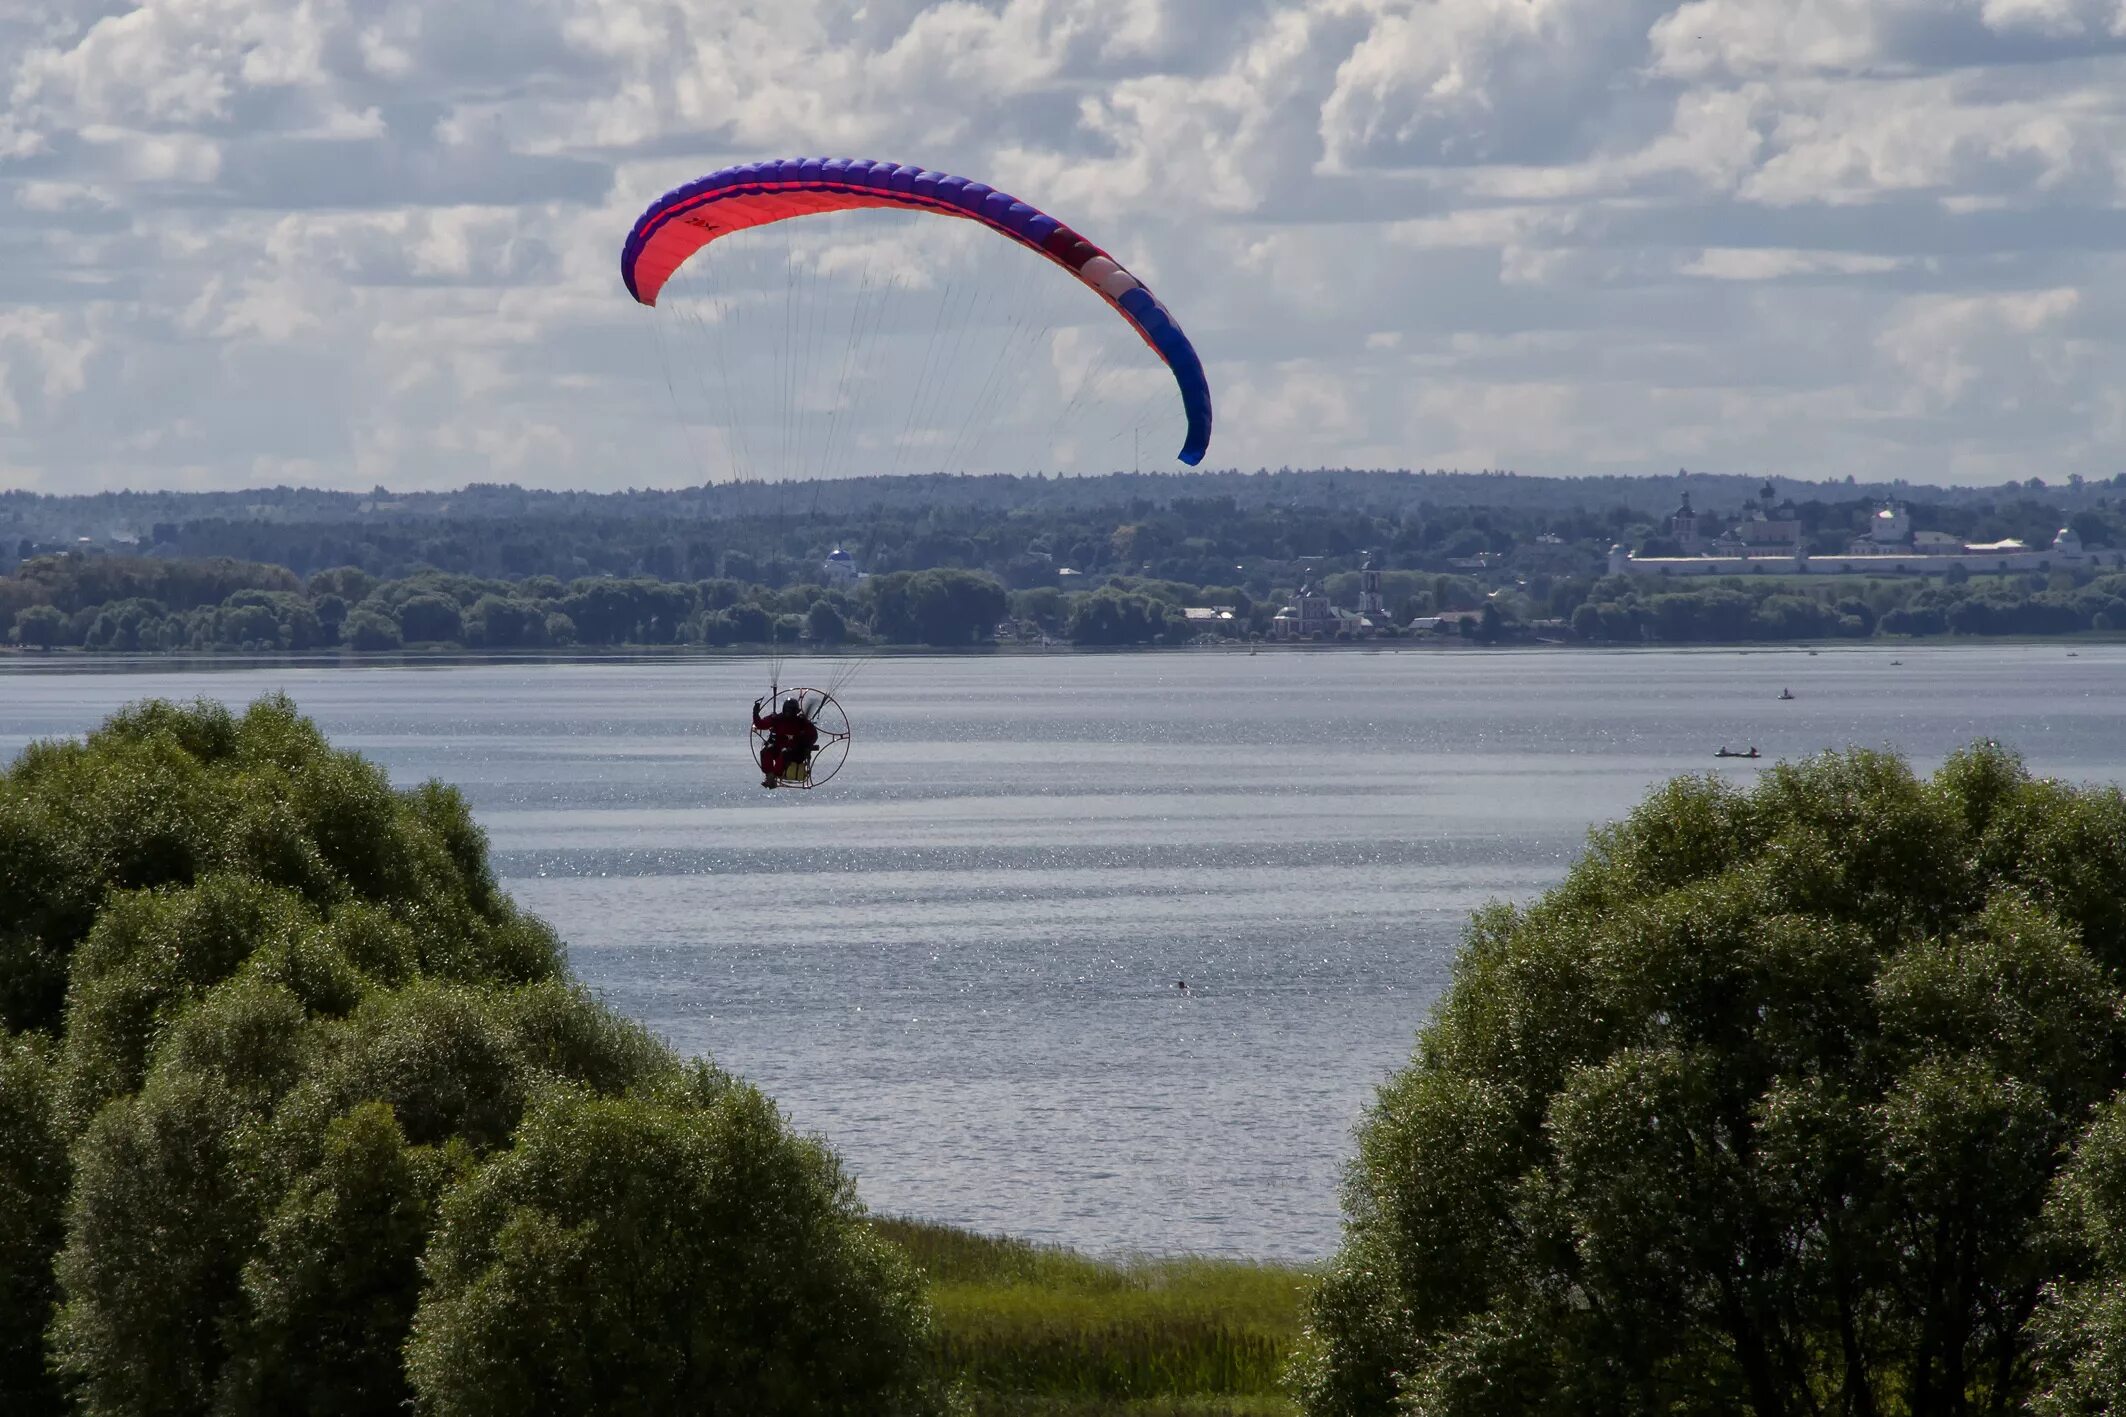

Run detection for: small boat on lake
[[1716, 747, 1762, 760], [1779, 688, 1796, 700]]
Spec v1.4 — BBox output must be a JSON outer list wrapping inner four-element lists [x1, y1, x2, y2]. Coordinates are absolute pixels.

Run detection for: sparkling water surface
[[4, 645, 2121, 1259]]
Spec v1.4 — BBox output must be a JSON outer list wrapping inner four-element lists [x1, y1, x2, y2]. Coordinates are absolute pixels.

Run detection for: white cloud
[[1682, 246, 1906, 278], [1648, 0, 1886, 80], [13, 179, 113, 211], [0, 308, 95, 430], [3, 0, 2126, 490], [1321, 0, 1676, 171], [1875, 286, 2084, 410], [76, 126, 223, 183]]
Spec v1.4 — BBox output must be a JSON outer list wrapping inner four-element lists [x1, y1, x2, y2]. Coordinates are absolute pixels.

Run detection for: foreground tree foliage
[[0, 697, 937, 1416], [1297, 745, 2126, 1417], [409, 1084, 935, 1417]]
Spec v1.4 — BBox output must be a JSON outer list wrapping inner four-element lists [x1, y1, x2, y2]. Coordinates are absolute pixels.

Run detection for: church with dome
[[821, 546, 863, 587]]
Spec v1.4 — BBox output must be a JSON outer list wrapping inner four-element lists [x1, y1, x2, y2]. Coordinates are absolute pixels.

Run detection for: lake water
[[3, 644, 2122, 1259]]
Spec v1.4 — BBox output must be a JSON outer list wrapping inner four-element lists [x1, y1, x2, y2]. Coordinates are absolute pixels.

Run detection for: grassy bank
[[874, 1219, 1309, 1417]]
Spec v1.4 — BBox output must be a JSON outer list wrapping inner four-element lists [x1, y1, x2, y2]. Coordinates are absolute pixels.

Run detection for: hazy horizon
[[0, 464, 2076, 509]]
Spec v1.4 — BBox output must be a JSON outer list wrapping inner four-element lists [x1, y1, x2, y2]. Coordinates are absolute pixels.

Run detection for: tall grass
[[873, 1218, 1311, 1416], [958, 1400, 1296, 1417]]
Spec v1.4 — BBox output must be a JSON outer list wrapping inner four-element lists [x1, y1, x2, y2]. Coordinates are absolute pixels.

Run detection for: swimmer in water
[[1175, 978, 1190, 994]]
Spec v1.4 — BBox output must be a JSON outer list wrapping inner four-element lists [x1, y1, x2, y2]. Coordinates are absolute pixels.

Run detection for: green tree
[[1297, 745, 2126, 1417], [50, 1062, 278, 1414], [407, 1083, 940, 1417], [220, 1103, 459, 1416], [395, 593, 463, 645], [560, 580, 693, 645], [12, 604, 64, 649], [1066, 588, 1173, 645], [867, 569, 1007, 646], [2033, 1100, 2126, 1412], [0, 1034, 64, 1410], [82, 598, 168, 652], [56, 874, 316, 1130], [308, 567, 378, 604], [726, 603, 773, 644], [341, 607, 403, 652], [3, 697, 937, 1414], [805, 598, 848, 644], [214, 600, 284, 649], [462, 596, 549, 649], [219, 590, 324, 650], [311, 592, 349, 643]]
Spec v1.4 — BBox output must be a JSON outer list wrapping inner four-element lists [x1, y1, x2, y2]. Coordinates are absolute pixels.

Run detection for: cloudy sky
[[4, 0, 2126, 493]]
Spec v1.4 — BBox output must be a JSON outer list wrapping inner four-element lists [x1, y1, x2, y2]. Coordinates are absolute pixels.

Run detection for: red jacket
[[753, 709, 819, 752]]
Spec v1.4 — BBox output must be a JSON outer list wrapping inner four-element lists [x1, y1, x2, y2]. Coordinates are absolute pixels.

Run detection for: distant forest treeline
[[9, 465, 2125, 538], [10, 554, 2126, 654], [9, 470, 2124, 585], [5, 470, 2126, 650]]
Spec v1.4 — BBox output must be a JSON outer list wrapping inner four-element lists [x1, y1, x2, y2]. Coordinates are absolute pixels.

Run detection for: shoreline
[[2, 635, 2123, 675]]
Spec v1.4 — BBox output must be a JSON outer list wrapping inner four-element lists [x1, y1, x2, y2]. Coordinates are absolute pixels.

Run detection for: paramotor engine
[[750, 687, 851, 791]]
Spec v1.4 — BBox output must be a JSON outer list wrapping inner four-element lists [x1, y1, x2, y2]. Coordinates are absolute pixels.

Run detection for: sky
[[5, 0, 2126, 493]]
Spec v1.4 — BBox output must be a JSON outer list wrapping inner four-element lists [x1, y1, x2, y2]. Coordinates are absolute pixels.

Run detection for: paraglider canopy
[[621, 157, 1212, 467]]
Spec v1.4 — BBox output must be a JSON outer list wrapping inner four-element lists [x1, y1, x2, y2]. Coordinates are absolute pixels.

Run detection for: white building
[[1669, 493, 1703, 553], [1270, 579, 1338, 640], [1611, 523, 2120, 579], [1850, 502, 1912, 553], [1358, 551, 1387, 621], [1727, 482, 1804, 555], [822, 547, 861, 587], [1272, 556, 1389, 640]]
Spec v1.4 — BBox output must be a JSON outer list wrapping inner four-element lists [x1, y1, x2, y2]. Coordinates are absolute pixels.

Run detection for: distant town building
[[822, 546, 861, 586], [1408, 610, 1486, 636], [1358, 551, 1386, 622], [993, 618, 1050, 643], [1271, 560, 1382, 640], [1270, 578, 1337, 640], [1613, 497, 2119, 579], [1851, 501, 1911, 553], [1670, 492, 1702, 553], [1721, 481, 1802, 555], [1514, 531, 1584, 573]]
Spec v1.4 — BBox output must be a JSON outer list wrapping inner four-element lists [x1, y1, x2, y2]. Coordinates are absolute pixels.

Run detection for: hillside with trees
[[6, 471, 2126, 652], [10, 555, 2126, 656], [9, 469, 2123, 585]]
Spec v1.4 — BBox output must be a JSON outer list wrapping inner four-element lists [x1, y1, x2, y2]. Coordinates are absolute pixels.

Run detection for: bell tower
[[1359, 550, 1385, 620], [1671, 493, 1700, 552]]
